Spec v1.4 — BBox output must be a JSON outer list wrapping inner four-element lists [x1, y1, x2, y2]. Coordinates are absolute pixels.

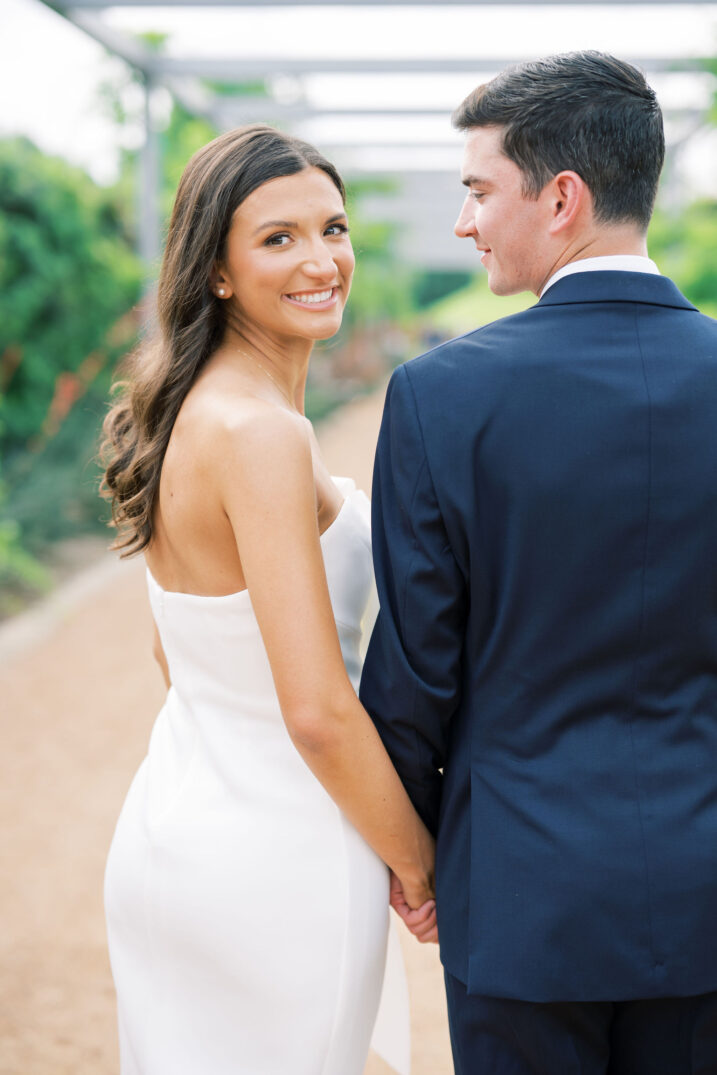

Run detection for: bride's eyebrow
[[252, 219, 297, 235], [252, 212, 347, 236]]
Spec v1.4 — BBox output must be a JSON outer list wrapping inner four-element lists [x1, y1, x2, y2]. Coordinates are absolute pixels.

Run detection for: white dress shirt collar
[[541, 255, 660, 297]]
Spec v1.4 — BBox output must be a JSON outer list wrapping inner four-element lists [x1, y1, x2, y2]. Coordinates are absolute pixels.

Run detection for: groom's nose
[[454, 195, 477, 239]]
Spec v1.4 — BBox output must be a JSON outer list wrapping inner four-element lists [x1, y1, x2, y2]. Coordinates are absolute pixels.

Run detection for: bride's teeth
[[288, 289, 333, 304]]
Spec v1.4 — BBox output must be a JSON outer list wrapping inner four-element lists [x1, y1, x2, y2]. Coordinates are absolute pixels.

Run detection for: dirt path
[[0, 386, 452, 1075]]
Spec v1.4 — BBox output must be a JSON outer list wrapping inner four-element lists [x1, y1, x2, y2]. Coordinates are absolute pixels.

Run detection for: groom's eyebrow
[[462, 175, 490, 188]]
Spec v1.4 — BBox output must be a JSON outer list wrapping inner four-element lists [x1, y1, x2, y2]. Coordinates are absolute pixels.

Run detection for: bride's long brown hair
[[100, 124, 345, 557]]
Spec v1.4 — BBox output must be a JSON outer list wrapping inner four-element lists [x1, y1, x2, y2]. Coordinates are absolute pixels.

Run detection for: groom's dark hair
[[452, 51, 664, 230]]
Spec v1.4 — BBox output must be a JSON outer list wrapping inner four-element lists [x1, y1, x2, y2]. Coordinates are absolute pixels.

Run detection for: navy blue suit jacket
[[359, 271, 717, 1002]]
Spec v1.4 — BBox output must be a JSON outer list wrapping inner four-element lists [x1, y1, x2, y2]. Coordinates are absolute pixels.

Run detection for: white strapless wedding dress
[[104, 478, 409, 1075]]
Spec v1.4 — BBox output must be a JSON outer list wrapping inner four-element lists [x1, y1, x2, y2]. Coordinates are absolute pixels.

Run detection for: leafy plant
[[648, 201, 717, 317], [0, 136, 142, 604], [0, 137, 142, 460]]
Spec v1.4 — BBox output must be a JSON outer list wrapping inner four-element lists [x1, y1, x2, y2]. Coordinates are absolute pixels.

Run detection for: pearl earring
[[217, 287, 226, 297]]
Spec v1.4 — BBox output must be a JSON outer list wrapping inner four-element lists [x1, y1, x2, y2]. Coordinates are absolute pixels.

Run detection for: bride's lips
[[282, 286, 339, 311]]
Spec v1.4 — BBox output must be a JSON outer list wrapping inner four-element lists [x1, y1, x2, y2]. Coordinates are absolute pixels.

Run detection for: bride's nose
[[302, 250, 338, 280], [303, 254, 337, 279]]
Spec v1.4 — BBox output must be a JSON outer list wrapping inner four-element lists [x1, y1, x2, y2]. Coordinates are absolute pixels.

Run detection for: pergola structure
[[41, 0, 717, 269]]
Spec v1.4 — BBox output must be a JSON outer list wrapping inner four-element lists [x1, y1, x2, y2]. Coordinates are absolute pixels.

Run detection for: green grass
[[425, 273, 535, 337]]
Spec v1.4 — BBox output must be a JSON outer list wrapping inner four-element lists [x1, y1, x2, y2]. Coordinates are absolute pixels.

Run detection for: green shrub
[[0, 137, 142, 599], [0, 137, 142, 460], [648, 202, 717, 317]]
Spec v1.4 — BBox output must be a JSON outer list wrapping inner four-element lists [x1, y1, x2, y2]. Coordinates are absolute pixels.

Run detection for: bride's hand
[[389, 871, 439, 944]]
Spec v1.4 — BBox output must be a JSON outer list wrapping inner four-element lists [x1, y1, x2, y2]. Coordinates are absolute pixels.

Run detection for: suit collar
[[536, 271, 697, 312]]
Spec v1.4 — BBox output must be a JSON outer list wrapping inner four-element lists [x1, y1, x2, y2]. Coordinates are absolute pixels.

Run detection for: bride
[[101, 124, 436, 1075]]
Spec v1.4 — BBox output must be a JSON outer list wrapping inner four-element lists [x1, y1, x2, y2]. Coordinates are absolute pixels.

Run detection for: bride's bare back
[[145, 356, 343, 598]]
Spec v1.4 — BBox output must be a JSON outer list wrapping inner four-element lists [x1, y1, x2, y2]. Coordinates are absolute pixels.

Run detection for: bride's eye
[[264, 233, 291, 247], [325, 222, 349, 236]]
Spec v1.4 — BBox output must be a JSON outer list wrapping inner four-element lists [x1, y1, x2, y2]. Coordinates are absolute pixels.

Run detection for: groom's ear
[[546, 171, 588, 235]]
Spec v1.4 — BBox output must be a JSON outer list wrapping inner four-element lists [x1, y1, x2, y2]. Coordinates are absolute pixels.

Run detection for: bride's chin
[[315, 326, 344, 341], [298, 316, 345, 342]]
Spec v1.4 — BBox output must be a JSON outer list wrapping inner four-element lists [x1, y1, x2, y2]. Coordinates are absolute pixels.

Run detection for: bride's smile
[[283, 286, 339, 310]]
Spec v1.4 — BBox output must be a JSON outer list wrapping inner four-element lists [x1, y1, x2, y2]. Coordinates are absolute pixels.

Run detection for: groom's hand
[[389, 872, 438, 944]]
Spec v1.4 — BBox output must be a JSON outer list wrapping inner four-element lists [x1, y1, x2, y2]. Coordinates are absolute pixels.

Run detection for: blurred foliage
[[0, 450, 52, 615], [99, 93, 218, 242], [647, 201, 717, 317], [157, 104, 219, 222], [702, 57, 717, 127], [425, 275, 533, 337], [204, 79, 268, 98], [412, 270, 474, 310], [645, 57, 717, 318], [0, 137, 142, 455], [5, 370, 116, 549], [340, 177, 415, 331], [0, 136, 142, 609], [99, 36, 270, 235]]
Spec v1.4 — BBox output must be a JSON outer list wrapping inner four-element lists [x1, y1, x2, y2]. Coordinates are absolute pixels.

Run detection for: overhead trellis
[[41, 0, 717, 269]]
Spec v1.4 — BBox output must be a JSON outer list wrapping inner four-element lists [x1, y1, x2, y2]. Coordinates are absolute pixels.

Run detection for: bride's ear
[[210, 263, 233, 300]]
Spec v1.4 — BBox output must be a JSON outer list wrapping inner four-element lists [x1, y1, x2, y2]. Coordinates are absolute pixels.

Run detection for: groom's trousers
[[445, 972, 717, 1075]]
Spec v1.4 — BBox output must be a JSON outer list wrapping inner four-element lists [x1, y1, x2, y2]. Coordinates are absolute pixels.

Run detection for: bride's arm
[[216, 404, 435, 909]]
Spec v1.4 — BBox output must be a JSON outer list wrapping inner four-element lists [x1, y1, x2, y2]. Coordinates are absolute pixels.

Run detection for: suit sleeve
[[359, 362, 466, 834]]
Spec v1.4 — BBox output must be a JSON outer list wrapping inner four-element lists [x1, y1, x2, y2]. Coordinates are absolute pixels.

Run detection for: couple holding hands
[[102, 51, 717, 1075]]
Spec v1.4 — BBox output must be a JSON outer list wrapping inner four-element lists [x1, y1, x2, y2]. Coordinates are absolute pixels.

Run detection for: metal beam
[[210, 100, 710, 121], [44, 4, 717, 82], [60, 0, 717, 7], [211, 103, 463, 121], [301, 129, 704, 152], [138, 76, 162, 283], [302, 115, 705, 172], [142, 56, 715, 78]]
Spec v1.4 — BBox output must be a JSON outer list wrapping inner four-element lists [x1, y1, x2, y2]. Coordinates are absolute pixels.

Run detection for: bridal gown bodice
[[144, 480, 372, 826], [104, 477, 409, 1075]]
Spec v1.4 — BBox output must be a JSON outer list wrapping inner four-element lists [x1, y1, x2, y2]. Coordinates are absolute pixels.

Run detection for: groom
[[360, 52, 717, 1073]]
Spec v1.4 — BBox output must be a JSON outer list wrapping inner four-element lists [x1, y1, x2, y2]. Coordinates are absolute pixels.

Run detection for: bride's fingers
[[417, 924, 439, 944], [389, 889, 410, 915], [389, 872, 412, 914], [390, 892, 437, 943], [404, 900, 435, 925], [408, 907, 437, 938], [389, 871, 403, 897]]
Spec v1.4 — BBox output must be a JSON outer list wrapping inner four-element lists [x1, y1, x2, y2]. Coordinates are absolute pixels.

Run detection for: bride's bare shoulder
[[219, 397, 310, 466], [176, 370, 310, 463]]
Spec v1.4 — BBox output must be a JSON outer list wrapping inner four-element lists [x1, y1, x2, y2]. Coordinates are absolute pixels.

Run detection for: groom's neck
[[536, 225, 650, 295]]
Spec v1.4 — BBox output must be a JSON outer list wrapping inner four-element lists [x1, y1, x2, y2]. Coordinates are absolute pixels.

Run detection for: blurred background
[[2, 0, 717, 616], [2, 3, 717, 1073]]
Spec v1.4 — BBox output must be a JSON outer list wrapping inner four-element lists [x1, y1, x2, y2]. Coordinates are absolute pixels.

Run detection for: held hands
[[389, 871, 438, 944]]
